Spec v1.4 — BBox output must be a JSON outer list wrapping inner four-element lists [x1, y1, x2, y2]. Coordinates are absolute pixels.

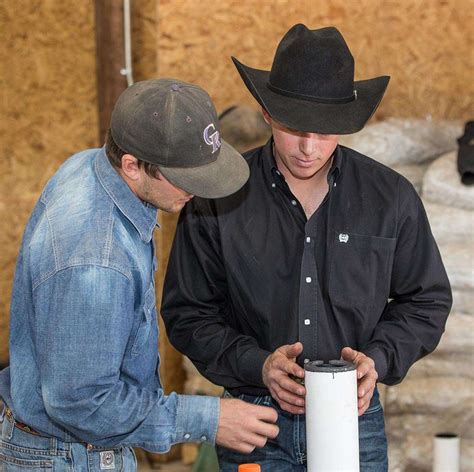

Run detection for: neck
[[273, 148, 333, 219]]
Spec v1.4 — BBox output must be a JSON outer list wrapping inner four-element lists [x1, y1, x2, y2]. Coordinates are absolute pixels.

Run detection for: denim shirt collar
[[95, 147, 158, 242]]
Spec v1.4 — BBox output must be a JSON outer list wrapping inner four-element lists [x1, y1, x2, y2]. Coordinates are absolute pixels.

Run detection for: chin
[[293, 168, 321, 179], [172, 202, 187, 213]]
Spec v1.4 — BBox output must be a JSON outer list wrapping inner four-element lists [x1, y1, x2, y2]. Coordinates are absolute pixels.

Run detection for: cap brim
[[232, 56, 390, 135], [158, 139, 250, 199]]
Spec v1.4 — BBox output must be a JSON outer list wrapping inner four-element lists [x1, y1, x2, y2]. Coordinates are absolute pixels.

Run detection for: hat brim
[[158, 139, 249, 199], [232, 57, 390, 135]]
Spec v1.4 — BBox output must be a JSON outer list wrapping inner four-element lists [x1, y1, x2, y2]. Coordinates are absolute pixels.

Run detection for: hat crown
[[111, 78, 221, 168], [268, 25, 355, 101]]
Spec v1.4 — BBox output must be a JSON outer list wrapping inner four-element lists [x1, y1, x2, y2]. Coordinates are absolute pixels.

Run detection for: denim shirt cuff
[[175, 394, 220, 445]]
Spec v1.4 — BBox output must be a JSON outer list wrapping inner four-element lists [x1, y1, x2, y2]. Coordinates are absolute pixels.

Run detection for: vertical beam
[[94, 0, 128, 144]]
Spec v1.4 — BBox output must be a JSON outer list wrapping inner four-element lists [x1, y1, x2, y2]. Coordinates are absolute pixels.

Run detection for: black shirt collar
[[262, 138, 342, 187]]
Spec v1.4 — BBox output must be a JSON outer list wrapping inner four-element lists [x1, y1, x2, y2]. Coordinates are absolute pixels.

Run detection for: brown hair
[[105, 129, 161, 178]]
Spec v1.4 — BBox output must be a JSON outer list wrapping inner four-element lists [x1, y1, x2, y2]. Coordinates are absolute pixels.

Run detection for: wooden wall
[[157, 0, 473, 120]]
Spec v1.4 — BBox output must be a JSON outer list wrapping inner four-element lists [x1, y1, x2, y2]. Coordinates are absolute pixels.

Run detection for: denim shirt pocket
[[131, 284, 155, 356]]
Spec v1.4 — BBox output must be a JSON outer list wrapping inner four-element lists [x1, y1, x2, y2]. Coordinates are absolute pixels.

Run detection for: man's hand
[[262, 342, 306, 414], [216, 398, 279, 453], [341, 347, 378, 416]]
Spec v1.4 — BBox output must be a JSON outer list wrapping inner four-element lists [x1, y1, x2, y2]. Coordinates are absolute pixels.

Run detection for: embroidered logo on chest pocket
[[338, 233, 349, 243]]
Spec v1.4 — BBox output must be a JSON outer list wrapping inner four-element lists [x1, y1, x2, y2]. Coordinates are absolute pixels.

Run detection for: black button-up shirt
[[162, 140, 452, 396]]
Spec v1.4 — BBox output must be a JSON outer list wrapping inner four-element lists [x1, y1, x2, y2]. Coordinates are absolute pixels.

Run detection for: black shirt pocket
[[328, 231, 396, 305]]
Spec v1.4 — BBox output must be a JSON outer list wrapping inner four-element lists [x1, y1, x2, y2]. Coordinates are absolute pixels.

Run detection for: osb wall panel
[[157, 0, 473, 120], [0, 1, 98, 365], [1, 1, 98, 196], [132, 0, 159, 81]]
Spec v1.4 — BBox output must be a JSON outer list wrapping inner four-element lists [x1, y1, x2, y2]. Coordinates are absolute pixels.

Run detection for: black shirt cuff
[[362, 346, 388, 383], [239, 348, 272, 387]]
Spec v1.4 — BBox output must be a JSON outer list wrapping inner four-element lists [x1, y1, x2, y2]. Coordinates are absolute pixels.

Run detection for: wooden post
[[94, 0, 128, 144]]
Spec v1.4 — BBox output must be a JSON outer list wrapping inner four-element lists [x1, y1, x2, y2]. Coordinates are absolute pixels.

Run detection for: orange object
[[238, 464, 261, 472]]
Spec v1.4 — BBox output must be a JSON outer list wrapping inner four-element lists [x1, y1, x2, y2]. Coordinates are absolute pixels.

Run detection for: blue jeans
[[0, 404, 137, 471], [217, 388, 387, 472]]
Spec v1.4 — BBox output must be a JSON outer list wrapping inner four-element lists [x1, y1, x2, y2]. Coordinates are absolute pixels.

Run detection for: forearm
[[33, 266, 221, 450], [163, 304, 270, 388], [43, 382, 219, 452]]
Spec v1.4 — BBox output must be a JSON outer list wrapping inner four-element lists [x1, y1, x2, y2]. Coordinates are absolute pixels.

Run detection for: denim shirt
[[0, 148, 219, 452]]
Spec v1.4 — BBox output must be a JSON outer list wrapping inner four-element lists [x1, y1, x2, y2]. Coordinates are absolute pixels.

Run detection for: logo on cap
[[203, 123, 221, 154]]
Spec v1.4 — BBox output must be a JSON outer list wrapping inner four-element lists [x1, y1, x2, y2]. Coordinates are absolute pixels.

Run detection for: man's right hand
[[216, 398, 279, 454], [262, 342, 306, 414]]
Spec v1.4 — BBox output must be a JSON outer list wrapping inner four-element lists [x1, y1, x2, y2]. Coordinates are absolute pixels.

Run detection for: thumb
[[341, 346, 357, 361], [283, 342, 304, 359]]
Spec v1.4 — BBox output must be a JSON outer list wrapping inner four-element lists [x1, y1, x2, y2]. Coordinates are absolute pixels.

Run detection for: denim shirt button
[[200, 435, 207, 442], [184, 433, 191, 440]]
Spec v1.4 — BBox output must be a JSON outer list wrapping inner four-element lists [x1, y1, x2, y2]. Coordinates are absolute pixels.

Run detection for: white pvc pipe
[[305, 360, 359, 472], [120, 0, 134, 86], [433, 433, 460, 472]]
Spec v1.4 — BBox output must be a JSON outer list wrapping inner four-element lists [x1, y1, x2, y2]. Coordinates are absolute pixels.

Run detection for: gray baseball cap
[[110, 78, 249, 198]]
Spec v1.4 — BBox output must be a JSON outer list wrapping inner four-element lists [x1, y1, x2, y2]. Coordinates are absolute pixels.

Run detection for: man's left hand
[[341, 347, 378, 416]]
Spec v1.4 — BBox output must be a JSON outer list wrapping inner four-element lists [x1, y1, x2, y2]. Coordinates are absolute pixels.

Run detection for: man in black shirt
[[162, 25, 452, 471]]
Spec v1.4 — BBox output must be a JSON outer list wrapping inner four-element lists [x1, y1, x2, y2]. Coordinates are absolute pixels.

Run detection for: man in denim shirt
[[0, 79, 278, 470]]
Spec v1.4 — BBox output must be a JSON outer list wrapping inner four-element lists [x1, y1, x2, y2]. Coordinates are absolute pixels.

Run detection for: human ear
[[261, 107, 272, 126], [120, 154, 141, 181]]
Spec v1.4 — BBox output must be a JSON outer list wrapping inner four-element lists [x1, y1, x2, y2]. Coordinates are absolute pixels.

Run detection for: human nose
[[299, 133, 318, 156]]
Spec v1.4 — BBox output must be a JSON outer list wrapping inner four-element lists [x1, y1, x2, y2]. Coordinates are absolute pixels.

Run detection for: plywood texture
[[0, 0, 98, 364], [157, 0, 473, 120], [1, 1, 98, 195], [132, 0, 159, 81]]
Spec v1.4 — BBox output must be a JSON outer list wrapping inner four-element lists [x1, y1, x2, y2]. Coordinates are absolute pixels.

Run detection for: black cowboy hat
[[232, 24, 390, 135]]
